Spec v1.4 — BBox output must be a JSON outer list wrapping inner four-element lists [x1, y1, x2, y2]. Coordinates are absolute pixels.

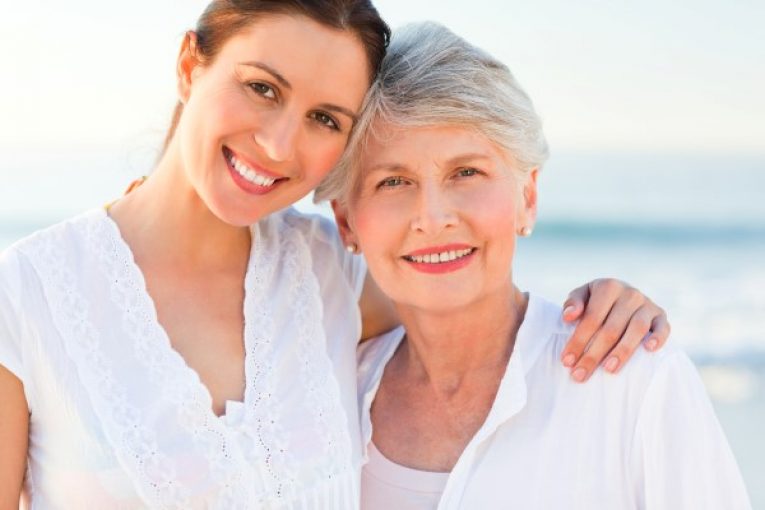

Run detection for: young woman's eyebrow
[[240, 61, 291, 89], [318, 103, 358, 123]]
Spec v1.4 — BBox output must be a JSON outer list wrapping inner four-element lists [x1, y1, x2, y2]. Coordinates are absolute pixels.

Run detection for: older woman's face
[[341, 124, 537, 313]]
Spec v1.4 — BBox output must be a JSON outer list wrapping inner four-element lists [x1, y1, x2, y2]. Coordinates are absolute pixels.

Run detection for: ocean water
[[1, 149, 764, 504]]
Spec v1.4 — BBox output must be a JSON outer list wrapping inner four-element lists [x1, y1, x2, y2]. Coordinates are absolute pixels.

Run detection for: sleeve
[[0, 249, 28, 382], [631, 351, 752, 509]]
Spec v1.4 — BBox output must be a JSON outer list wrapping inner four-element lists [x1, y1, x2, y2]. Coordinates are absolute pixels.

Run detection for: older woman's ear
[[331, 200, 360, 254], [519, 168, 539, 234]]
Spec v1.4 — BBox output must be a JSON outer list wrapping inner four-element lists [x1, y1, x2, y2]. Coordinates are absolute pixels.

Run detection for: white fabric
[[361, 442, 447, 510], [0, 207, 367, 509], [357, 295, 752, 510]]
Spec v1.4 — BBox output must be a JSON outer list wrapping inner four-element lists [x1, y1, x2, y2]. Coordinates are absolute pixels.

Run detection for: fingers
[[645, 311, 671, 352], [561, 284, 590, 322], [568, 284, 645, 382], [563, 283, 672, 383], [560, 279, 623, 372], [598, 303, 658, 375]]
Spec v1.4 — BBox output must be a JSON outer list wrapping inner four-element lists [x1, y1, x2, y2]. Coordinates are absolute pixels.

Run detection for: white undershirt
[[361, 442, 448, 510]]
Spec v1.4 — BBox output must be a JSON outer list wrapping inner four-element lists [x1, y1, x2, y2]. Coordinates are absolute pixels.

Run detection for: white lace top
[[0, 207, 367, 509]]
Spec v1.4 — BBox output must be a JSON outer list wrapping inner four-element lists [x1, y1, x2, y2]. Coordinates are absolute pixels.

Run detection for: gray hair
[[314, 21, 549, 203]]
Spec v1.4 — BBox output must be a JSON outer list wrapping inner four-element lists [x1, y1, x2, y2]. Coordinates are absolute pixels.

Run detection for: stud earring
[[518, 226, 533, 237], [345, 243, 359, 254]]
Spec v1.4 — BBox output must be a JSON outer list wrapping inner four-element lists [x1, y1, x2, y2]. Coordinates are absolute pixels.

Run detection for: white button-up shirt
[[357, 295, 752, 509]]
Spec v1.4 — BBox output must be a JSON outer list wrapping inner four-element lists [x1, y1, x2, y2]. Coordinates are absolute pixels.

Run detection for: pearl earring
[[345, 243, 359, 254], [519, 226, 533, 237]]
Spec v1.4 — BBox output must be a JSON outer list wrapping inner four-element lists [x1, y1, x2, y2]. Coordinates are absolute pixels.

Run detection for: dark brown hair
[[162, 0, 390, 151]]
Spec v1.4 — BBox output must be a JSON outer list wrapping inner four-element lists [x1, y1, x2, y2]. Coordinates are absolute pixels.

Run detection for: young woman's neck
[[107, 143, 251, 272], [394, 284, 528, 394]]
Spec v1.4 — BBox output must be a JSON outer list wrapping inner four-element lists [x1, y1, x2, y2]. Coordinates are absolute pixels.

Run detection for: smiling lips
[[224, 147, 286, 194], [402, 245, 477, 274]]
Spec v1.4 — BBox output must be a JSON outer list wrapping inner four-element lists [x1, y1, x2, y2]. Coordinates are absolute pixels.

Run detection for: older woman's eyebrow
[[444, 153, 493, 167], [364, 163, 408, 175]]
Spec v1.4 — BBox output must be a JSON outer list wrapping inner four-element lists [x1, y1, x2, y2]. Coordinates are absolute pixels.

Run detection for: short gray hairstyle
[[314, 21, 549, 203]]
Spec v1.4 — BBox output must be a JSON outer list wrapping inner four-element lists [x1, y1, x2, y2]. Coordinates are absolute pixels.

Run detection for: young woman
[[323, 22, 751, 509], [0, 2, 669, 508]]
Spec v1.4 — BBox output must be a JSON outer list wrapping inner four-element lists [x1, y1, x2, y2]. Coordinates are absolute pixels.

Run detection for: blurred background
[[2, 0, 763, 504]]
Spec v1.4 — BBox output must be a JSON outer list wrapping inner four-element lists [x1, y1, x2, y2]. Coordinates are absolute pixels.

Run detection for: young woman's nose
[[410, 184, 458, 235], [252, 111, 299, 163]]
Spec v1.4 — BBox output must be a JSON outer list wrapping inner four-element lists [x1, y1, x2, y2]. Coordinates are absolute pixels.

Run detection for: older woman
[[323, 22, 751, 509]]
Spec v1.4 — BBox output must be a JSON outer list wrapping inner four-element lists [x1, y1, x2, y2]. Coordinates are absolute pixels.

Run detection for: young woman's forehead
[[217, 16, 371, 105]]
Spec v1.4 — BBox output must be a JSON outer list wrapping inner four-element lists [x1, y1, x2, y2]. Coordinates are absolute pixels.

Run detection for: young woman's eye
[[248, 82, 276, 100], [311, 111, 340, 131], [377, 176, 407, 188]]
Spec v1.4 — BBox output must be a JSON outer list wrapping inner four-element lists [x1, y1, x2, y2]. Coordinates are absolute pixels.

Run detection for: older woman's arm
[[560, 279, 670, 382]]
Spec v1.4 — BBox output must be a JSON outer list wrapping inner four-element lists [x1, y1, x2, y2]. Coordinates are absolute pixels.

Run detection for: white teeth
[[407, 248, 474, 264], [228, 153, 278, 187]]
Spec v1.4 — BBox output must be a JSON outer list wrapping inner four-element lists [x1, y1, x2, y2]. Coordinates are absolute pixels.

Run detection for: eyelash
[[248, 82, 276, 100], [376, 176, 407, 189], [310, 111, 340, 131], [456, 167, 481, 178]]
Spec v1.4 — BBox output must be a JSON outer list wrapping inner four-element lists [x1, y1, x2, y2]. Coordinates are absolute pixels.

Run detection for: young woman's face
[[339, 124, 537, 314], [175, 14, 371, 226]]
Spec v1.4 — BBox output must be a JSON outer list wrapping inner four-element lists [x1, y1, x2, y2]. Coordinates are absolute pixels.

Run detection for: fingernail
[[645, 338, 658, 351], [563, 305, 576, 318], [562, 353, 576, 367], [604, 356, 619, 373], [572, 368, 588, 382]]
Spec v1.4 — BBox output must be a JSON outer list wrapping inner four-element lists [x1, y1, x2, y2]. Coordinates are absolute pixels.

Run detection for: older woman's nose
[[253, 112, 299, 163], [410, 185, 458, 234]]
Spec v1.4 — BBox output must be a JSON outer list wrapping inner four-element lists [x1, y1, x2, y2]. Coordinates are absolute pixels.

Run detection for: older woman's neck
[[395, 285, 528, 391]]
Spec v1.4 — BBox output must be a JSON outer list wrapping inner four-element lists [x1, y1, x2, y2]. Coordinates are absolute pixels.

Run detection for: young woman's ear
[[177, 31, 202, 104]]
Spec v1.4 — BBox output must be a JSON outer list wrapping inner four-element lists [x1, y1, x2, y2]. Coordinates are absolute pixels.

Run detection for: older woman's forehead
[[360, 124, 508, 166]]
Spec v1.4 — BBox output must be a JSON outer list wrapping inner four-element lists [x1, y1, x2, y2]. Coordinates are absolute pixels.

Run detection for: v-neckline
[[100, 209, 256, 420]]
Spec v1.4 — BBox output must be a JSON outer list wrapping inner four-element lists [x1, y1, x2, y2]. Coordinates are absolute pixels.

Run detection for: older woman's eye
[[377, 176, 406, 188], [311, 111, 340, 131], [456, 167, 480, 178], [248, 82, 276, 100]]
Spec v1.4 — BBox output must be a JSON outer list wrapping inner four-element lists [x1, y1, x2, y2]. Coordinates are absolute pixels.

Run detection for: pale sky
[[2, 0, 763, 158]]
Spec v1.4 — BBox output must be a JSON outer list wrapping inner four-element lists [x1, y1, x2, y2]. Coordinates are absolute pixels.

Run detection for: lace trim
[[241, 216, 292, 504], [91, 215, 256, 506], [21, 215, 189, 507], [283, 213, 354, 479]]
